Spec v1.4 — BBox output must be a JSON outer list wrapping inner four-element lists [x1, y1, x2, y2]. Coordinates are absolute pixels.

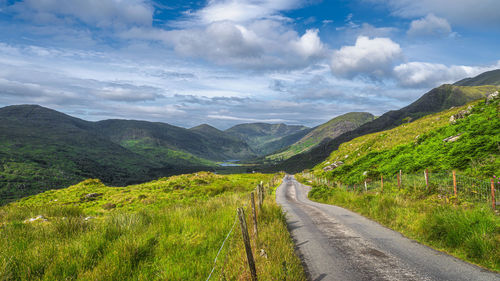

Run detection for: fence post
[[491, 179, 496, 211], [250, 193, 259, 247], [452, 171, 457, 197], [425, 169, 430, 192], [397, 170, 401, 190], [237, 208, 258, 281], [381, 175, 384, 193]]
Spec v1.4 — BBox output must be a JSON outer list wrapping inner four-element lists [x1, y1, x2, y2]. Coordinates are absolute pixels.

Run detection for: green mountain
[[269, 81, 500, 173], [268, 112, 374, 160], [0, 106, 252, 204], [96, 120, 255, 162], [454, 69, 500, 86], [225, 123, 310, 155], [313, 93, 499, 182]]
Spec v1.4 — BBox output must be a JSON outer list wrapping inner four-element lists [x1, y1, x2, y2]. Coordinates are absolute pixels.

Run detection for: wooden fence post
[[397, 170, 401, 190], [452, 171, 457, 197], [258, 183, 264, 209], [425, 169, 429, 192], [491, 179, 496, 211], [381, 175, 384, 193], [250, 193, 259, 247], [237, 208, 258, 281]]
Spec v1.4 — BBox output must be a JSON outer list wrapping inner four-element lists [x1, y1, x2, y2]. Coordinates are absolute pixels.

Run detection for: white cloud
[[10, 0, 153, 28], [407, 14, 451, 38], [394, 60, 500, 88], [195, 0, 302, 23], [123, 20, 327, 70], [330, 36, 402, 79], [368, 0, 500, 28], [290, 29, 325, 58]]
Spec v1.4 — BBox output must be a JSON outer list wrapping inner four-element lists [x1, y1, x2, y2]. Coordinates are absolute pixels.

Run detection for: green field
[[0, 172, 306, 280]]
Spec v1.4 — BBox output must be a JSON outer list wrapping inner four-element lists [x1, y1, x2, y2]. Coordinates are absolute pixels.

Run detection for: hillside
[[313, 93, 499, 183], [96, 120, 255, 162], [270, 83, 500, 173], [268, 112, 374, 160], [454, 69, 500, 86], [225, 123, 310, 155], [0, 172, 306, 280]]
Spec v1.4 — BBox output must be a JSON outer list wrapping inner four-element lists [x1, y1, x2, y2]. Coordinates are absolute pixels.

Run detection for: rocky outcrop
[[323, 161, 344, 172], [443, 133, 463, 143], [449, 105, 473, 124]]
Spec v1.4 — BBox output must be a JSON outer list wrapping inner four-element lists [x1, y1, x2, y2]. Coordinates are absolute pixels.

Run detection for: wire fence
[[205, 174, 282, 281], [301, 170, 499, 209]]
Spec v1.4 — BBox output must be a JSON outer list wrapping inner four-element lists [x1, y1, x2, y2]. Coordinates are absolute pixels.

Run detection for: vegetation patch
[[0, 172, 306, 280]]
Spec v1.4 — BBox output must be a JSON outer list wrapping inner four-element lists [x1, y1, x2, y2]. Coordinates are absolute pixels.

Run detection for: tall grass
[[298, 175, 500, 272], [0, 172, 306, 280]]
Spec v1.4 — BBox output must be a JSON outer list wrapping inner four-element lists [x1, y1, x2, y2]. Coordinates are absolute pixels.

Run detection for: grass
[[0, 172, 306, 281], [314, 96, 500, 183], [296, 174, 500, 272]]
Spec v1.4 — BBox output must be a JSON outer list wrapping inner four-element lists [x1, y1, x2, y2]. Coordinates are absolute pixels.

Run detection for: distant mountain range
[[225, 123, 311, 155], [267, 112, 375, 161]]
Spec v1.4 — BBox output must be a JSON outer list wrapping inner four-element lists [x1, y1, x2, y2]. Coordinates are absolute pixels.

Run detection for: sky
[[0, 0, 499, 129]]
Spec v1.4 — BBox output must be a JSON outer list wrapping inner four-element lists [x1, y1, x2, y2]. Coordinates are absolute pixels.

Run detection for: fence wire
[[302, 170, 498, 206]]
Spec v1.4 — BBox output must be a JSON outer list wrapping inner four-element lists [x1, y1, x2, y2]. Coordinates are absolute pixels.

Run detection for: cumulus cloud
[[330, 36, 402, 79], [407, 14, 452, 38], [123, 21, 326, 70], [394, 61, 500, 88], [9, 0, 153, 28]]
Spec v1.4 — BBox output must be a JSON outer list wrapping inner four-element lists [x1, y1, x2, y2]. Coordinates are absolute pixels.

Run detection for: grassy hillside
[[313, 94, 499, 183], [97, 120, 255, 161], [268, 112, 374, 161], [225, 123, 310, 156], [455, 69, 500, 86], [271, 84, 499, 173], [0, 105, 169, 204], [0, 172, 306, 280]]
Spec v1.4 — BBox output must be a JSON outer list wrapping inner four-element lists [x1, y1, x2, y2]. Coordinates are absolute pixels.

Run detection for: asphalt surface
[[276, 175, 500, 281]]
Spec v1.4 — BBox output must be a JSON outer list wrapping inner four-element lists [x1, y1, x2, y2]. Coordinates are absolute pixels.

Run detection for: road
[[276, 175, 500, 281]]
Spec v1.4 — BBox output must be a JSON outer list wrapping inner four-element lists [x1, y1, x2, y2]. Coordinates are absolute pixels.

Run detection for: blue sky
[[0, 0, 499, 129]]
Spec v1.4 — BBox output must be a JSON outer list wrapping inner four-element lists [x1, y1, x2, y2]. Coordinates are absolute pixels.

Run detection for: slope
[[313, 94, 499, 182], [271, 83, 500, 173], [225, 123, 310, 155], [454, 69, 500, 86], [269, 112, 374, 160], [96, 120, 255, 162], [0, 105, 166, 203]]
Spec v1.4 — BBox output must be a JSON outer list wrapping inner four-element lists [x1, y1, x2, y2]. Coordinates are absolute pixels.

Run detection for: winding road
[[276, 175, 500, 281]]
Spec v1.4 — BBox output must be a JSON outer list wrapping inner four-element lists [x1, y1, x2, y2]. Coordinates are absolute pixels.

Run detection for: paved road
[[276, 175, 500, 281]]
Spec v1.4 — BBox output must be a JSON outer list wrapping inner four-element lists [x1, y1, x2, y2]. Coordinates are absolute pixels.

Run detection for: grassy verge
[[0, 172, 306, 280], [296, 174, 500, 272]]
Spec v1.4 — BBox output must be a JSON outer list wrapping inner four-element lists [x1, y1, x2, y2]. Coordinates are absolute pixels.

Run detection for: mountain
[[0, 105, 169, 203], [454, 69, 500, 86], [96, 120, 255, 162], [269, 82, 500, 173], [313, 94, 499, 183], [225, 123, 311, 155], [0, 105, 252, 204], [268, 112, 374, 160]]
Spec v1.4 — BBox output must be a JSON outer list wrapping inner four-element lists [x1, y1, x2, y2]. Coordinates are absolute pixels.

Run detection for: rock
[[259, 249, 268, 259], [449, 108, 471, 124], [323, 161, 344, 172], [84, 193, 102, 199], [84, 216, 95, 221], [443, 133, 463, 143], [363, 171, 368, 176], [486, 91, 499, 103], [24, 215, 48, 223]]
